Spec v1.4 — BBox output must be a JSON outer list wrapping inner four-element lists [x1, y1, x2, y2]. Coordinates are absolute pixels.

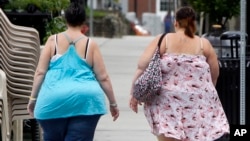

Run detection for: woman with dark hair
[[129, 6, 229, 141], [27, 1, 119, 141]]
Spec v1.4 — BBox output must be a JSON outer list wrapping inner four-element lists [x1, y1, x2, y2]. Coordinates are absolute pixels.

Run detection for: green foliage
[[85, 8, 108, 19], [43, 16, 67, 43], [187, 0, 240, 29], [42, 0, 70, 14], [43, 7, 110, 43], [4, 0, 26, 10], [4, 0, 70, 13]]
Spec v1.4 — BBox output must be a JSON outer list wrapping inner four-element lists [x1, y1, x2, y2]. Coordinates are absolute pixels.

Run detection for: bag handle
[[157, 33, 167, 47]]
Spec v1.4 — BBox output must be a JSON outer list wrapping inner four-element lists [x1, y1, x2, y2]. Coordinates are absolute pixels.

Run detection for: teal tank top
[[34, 33, 107, 119]]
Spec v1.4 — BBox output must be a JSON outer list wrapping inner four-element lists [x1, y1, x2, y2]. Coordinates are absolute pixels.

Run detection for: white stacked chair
[[0, 69, 11, 141], [0, 8, 41, 141]]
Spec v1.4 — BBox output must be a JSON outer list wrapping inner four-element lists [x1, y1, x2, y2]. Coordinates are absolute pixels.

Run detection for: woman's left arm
[[202, 38, 219, 86]]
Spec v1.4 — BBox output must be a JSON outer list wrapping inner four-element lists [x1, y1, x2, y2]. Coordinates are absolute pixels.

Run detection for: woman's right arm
[[30, 35, 54, 99], [130, 35, 162, 94], [27, 35, 54, 117], [129, 34, 164, 113]]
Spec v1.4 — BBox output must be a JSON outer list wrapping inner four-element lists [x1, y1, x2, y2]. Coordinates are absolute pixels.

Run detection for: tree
[[187, 0, 240, 30]]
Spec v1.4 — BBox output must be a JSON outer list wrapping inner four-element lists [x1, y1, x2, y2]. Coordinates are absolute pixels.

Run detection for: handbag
[[133, 33, 166, 102]]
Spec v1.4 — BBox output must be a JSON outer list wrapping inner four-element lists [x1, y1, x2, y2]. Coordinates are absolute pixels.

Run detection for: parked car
[[131, 23, 150, 36]]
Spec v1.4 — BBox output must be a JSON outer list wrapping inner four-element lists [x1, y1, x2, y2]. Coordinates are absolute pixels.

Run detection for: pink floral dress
[[144, 53, 230, 141]]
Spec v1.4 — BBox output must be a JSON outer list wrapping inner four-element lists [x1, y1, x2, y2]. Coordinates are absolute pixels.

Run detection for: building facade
[[90, 0, 246, 37], [127, 0, 182, 23]]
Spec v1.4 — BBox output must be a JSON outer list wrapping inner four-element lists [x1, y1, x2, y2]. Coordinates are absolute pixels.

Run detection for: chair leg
[[2, 120, 7, 141], [2, 118, 11, 141], [39, 125, 43, 141], [2, 102, 11, 141], [13, 120, 23, 141]]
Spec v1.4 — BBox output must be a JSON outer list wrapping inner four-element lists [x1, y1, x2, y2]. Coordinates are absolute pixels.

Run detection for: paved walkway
[[92, 36, 157, 141]]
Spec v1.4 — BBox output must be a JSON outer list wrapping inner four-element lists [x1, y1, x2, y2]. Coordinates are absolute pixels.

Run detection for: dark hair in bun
[[65, 1, 86, 27]]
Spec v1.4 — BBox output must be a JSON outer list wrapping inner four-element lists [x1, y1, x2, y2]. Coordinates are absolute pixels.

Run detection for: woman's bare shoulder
[[200, 36, 217, 57], [43, 35, 55, 49], [87, 38, 99, 49], [200, 36, 212, 46]]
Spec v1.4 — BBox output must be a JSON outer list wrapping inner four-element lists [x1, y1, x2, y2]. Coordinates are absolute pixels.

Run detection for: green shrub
[[4, 0, 70, 13], [43, 16, 67, 43], [85, 8, 108, 19]]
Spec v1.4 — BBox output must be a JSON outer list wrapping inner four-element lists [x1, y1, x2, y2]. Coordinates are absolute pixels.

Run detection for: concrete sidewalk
[[92, 36, 157, 141]]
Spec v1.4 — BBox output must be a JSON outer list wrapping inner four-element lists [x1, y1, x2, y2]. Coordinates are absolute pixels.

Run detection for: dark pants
[[37, 115, 101, 141]]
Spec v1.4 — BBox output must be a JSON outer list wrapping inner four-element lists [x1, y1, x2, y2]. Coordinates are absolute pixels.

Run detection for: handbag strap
[[157, 33, 167, 47]]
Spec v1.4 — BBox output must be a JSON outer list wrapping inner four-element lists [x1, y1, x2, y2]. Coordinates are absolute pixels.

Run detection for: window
[[160, 0, 174, 11]]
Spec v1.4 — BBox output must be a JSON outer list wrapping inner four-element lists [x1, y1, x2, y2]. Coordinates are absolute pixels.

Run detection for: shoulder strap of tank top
[[73, 35, 85, 44], [200, 38, 204, 54], [62, 32, 72, 44], [54, 34, 58, 55], [62, 32, 85, 45], [165, 34, 168, 51], [84, 38, 90, 59]]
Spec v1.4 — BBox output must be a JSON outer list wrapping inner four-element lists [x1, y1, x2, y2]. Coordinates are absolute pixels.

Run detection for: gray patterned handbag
[[133, 33, 166, 102]]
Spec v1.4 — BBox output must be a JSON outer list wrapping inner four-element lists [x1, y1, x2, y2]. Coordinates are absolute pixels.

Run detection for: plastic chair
[[0, 8, 41, 141], [0, 69, 11, 141], [0, 9, 39, 39]]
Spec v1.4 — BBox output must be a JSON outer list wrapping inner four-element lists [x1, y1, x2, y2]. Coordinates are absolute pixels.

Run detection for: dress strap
[[62, 32, 85, 45], [165, 34, 169, 51], [73, 35, 85, 44], [62, 32, 72, 44], [200, 38, 204, 54]]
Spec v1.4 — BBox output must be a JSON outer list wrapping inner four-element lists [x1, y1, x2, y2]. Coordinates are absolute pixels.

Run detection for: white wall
[[156, 0, 167, 22], [142, 13, 164, 35], [87, 0, 103, 9], [120, 0, 128, 14]]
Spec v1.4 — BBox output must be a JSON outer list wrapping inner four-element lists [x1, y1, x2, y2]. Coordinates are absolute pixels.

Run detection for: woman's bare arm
[[202, 38, 219, 86]]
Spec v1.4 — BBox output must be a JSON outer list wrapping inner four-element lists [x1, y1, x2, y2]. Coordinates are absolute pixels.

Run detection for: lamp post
[[240, 0, 246, 125], [89, 0, 93, 37]]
